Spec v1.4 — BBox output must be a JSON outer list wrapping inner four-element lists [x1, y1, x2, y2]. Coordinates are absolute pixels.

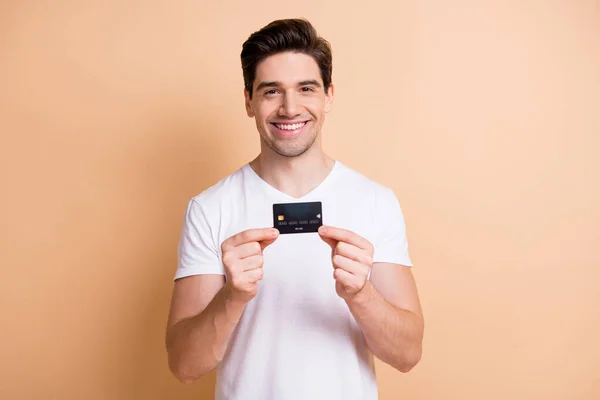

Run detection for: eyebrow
[[255, 79, 322, 91]]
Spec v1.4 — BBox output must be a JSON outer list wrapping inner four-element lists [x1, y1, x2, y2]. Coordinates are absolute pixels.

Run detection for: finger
[[334, 242, 373, 266], [332, 254, 369, 277], [222, 228, 279, 251], [318, 226, 373, 252], [260, 237, 278, 251], [246, 267, 264, 283], [233, 241, 263, 259], [319, 234, 338, 252], [333, 268, 363, 292], [317, 226, 338, 250], [240, 254, 264, 272], [228, 236, 279, 259]]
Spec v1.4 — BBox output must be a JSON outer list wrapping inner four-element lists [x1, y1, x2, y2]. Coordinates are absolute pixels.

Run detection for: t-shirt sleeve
[[372, 187, 413, 267], [174, 198, 225, 280]]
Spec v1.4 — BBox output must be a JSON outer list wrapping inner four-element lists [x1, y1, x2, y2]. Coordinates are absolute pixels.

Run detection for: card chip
[[278, 215, 284, 221]]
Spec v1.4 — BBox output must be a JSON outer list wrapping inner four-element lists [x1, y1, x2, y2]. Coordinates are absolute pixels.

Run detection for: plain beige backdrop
[[1, 1, 599, 399]]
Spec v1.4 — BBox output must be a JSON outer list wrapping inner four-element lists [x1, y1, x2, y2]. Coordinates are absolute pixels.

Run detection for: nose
[[278, 91, 300, 118]]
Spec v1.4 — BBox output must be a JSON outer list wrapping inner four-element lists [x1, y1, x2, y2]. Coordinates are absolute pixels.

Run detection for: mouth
[[270, 120, 309, 137]]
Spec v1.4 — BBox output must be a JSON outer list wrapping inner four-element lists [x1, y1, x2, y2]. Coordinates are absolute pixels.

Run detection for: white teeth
[[276, 122, 306, 130]]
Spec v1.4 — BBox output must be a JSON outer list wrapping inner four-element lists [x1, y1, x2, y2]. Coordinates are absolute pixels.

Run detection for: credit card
[[273, 201, 322, 234]]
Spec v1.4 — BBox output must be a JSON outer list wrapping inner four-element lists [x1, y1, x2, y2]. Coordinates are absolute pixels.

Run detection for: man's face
[[245, 52, 334, 158]]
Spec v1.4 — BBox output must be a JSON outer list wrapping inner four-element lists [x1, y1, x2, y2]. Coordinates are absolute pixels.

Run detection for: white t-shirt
[[175, 160, 412, 400]]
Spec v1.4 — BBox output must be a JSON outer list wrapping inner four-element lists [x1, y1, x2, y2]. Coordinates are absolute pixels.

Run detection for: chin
[[272, 145, 311, 158], [259, 127, 319, 158]]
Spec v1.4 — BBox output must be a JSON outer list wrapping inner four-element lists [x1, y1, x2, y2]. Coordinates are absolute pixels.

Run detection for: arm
[[166, 227, 279, 383], [318, 225, 424, 372], [165, 274, 246, 383], [345, 262, 424, 372]]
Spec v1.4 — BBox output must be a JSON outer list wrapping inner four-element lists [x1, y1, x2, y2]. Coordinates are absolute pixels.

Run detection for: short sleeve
[[174, 199, 225, 280], [372, 187, 413, 267]]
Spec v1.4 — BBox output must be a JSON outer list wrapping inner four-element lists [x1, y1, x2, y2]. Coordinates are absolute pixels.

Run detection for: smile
[[270, 120, 310, 137], [273, 121, 308, 130]]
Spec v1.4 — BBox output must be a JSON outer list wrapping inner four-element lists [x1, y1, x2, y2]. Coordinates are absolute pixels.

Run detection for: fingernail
[[272, 229, 279, 236], [319, 226, 327, 233]]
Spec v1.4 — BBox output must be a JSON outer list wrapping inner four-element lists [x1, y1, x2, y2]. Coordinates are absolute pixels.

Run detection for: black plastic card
[[273, 201, 322, 234]]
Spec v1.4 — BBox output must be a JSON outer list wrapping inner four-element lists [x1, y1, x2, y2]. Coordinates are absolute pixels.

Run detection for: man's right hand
[[220, 228, 279, 303]]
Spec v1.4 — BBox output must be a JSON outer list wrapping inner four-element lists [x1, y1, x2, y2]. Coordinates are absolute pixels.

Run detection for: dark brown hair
[[241, 18, 332, 99]]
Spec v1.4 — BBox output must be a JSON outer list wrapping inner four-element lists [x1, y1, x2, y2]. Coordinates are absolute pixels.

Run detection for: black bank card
[[273, 201, 322, 234]]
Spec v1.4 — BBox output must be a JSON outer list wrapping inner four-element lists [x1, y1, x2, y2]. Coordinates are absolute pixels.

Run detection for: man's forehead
[[254, 52, 322, 85]]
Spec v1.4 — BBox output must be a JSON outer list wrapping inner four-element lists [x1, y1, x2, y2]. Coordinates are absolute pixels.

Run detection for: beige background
[[1, 1, 599, 399]]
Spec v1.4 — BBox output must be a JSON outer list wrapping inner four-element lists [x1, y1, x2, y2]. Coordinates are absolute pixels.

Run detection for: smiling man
[[165, 18, 424, 400]]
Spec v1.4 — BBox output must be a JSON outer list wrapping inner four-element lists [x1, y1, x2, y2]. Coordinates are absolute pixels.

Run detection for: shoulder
[[335, 161, 397, 201], [188, 164, 249, 211]]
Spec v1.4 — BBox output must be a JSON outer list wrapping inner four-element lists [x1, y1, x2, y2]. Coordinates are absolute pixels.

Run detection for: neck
[[249, 144, 336, 199]]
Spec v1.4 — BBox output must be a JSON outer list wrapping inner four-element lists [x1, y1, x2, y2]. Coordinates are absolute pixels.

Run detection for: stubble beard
[[260, 125, 319, 158]]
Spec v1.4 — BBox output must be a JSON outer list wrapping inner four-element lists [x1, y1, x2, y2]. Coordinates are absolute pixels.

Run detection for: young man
[[166, 18, 424, 400]]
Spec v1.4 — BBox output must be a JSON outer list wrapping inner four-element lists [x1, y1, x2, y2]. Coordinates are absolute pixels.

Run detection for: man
[[165, 18, 424, 400]]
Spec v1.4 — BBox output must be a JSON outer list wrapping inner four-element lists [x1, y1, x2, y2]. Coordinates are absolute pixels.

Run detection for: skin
[[165, 51, 424, 383]]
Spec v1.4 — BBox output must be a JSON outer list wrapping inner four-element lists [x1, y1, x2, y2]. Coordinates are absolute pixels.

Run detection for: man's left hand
[[318, 225, 374, 300]]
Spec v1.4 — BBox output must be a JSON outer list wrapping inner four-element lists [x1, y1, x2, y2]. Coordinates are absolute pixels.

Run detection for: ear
[[244, 89, 255, 118], [324, 83, 334, 113]]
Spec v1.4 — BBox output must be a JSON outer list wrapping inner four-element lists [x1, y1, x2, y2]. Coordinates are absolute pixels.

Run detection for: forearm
[[167, 285, 246, 383], [346, 281, 424, 372]]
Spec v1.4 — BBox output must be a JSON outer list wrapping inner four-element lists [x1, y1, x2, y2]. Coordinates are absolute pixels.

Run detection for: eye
[[264, 89, 278, 96], [301, 87, 314, 92]]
